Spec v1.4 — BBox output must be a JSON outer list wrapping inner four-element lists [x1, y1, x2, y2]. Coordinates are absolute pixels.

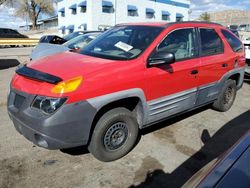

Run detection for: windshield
[[63, 33, 100, 49], [80, 26, 164, 60], [63, 31, 84, 41]]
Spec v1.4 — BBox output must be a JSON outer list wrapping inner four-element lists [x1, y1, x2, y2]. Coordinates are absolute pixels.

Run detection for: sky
[[0, 5, 26, 29], [190, 0, 250, 19], [0, 0, 250, 29]]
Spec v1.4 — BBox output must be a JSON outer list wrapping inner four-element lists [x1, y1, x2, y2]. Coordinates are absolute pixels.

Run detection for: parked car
[[39, 35, 67, 44], [228, 24, 238, 31], [183, 131, 250, 188], [39, 31, 101, 45], [243, 38, 250, 79], [0, 28, 28, 38], [30, 32, 101, 61], [8, 22, 245, 162], [229, 28, 240, 38], [239, 24, 250, 32]]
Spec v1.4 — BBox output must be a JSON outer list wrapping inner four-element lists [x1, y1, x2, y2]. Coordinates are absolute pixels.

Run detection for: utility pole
[[114, 0, 117, 25]]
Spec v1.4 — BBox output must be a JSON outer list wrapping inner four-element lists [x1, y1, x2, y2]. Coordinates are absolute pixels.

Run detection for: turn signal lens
[[51, 76, 83, 94]]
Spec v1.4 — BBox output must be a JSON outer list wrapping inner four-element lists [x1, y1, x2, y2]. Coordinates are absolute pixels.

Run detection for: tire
[[212, 79, 237, 112], [88, 107, 139, 162]]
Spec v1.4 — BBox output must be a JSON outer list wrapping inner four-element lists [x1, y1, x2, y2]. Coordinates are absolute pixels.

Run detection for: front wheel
[[88, 107, 139, 162], [212, 79, 237, 112]]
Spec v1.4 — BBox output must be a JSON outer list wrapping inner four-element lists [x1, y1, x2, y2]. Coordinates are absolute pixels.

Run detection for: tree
[[0, 0, 7, 5], [199, 12, 211, 22], [15, 0, 54, 29], [0, 0, 13, 5]]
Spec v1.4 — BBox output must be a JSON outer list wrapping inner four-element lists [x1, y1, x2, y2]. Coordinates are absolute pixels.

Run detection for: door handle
[[222, 63, 228, 68], [190, 70, 199, 75]]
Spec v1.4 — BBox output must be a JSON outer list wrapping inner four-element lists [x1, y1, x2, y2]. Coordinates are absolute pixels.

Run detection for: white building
[[58, 0, 190, 33]]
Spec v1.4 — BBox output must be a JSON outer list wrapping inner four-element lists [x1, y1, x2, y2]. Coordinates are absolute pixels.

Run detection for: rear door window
[[199, 28, 224, 56], [221, 29, 243, 52]]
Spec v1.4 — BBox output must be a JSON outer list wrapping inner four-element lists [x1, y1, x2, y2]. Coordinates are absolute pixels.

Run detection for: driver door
[[145, 28, 201, 124]]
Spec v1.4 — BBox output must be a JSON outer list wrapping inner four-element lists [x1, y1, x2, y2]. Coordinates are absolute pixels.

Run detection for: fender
[[86, 88, 149, 126]]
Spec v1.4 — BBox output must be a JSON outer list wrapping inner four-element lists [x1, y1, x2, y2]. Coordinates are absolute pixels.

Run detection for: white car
[[243, 39, 250, 78]]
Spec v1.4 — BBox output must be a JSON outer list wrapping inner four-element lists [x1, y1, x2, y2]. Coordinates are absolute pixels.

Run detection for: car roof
[[0, 28, 17, 31], [117, 21, 223, 28]]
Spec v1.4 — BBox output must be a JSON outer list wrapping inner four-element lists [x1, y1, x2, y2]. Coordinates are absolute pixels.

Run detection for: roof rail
[[165, 21, 223, 27]]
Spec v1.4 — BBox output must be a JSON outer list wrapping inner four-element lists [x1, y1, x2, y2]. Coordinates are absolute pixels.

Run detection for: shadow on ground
[[60, 145, 89, 156], [129, 110, 250, 188], [60, 106, 211, 156], [0, 59, 20, 70]]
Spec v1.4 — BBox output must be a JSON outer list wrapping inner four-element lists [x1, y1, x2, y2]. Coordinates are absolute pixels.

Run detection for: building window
[[79, 23, 87, 31], [102, 1, 113, 13], [67, 25, 75, 33], [127, 5, 138, 17], [69, 4, 77, 15], [78, 1, 87, 13], [81, 7, 87, 13], [58, 8, 65, 17], [162, 11, 170, 21], [176, 13, 184, 22], [146, 8, 155, 19], [59, 26, 66, 34]]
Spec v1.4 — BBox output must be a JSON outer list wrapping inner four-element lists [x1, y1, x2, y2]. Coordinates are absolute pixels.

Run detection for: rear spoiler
[[16, 65, 62, 84]]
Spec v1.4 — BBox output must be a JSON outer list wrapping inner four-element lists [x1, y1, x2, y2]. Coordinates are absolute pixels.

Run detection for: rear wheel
[[212, 79, 237, 112], [88, 107, 138, 162]]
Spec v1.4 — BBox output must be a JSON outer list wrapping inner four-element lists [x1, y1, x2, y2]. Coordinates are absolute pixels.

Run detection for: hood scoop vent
[[16, 65, 62, 84]]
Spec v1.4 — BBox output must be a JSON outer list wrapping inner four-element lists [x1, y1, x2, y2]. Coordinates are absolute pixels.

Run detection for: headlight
[[32, 96, 67, 114]]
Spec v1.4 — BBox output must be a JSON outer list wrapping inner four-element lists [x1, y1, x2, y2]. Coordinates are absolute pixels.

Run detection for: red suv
[[8, 22, 245, 162]]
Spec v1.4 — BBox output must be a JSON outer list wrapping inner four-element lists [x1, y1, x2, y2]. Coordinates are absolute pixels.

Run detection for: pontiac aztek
[[8, 22, 245, 161]]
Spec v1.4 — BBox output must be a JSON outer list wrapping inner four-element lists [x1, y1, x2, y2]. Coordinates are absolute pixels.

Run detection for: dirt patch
[[0, 102, 7, 107], [0, 156, 27, 188], [133, 156, 164, 185], [153, 126, 177, 144], [175, 145, 197, 157]]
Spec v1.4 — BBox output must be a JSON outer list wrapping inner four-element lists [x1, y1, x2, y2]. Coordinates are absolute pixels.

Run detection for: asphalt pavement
[[0, 47, 250, 188]]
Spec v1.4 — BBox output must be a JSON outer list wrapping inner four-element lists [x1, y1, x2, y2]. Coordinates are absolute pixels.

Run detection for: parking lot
[[1, 47, 250, 188]]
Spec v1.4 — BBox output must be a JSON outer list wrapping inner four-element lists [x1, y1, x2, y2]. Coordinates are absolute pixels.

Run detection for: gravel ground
[[0, 48, 250, 188]]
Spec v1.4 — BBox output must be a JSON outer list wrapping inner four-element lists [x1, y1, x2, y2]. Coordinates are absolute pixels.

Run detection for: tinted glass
[[80, 26, 163, 60], [9, 29, 18, 34], [157, 28, 197, 61], [221, 29, 243, 52], [64, 33, 100, 49], [200, 28, 224, 56], [63, 32, 83, 41]]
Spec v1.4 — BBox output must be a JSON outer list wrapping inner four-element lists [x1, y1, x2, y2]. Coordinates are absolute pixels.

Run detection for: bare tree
[[0, 0, 13, 5], [0, 0, 7, 5], [15, 0, 54, 29]]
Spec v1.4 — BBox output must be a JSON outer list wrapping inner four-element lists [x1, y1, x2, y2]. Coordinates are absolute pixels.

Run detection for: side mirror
[[148, 51, 175, 67]]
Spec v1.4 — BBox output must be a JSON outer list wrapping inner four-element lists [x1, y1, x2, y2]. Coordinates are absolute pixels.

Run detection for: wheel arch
[[86, 89, 148, 144], [219, 67, 245, 89]]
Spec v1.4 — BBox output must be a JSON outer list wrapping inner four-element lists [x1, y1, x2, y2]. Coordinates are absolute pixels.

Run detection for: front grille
[[14, 94, 26, 109]]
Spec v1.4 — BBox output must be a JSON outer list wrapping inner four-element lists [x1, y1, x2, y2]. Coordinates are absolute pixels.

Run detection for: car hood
[[27, 52, 119, 81], [30, 43, 70, 61]]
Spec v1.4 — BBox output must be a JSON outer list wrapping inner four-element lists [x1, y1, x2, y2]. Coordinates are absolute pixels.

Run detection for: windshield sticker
[[115, 41, 133, 52]]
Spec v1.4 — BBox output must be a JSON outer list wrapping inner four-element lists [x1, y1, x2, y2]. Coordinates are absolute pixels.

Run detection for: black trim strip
[[16, 65, 62, 84]]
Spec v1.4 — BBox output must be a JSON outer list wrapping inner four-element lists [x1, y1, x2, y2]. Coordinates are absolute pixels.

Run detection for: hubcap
[[104, 122, 128, 151], [224, 87, 233, 104]]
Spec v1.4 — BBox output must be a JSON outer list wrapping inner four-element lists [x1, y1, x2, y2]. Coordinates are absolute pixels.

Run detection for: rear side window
[[200, 28, 224, 56], [221, 29, 243, 52]]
